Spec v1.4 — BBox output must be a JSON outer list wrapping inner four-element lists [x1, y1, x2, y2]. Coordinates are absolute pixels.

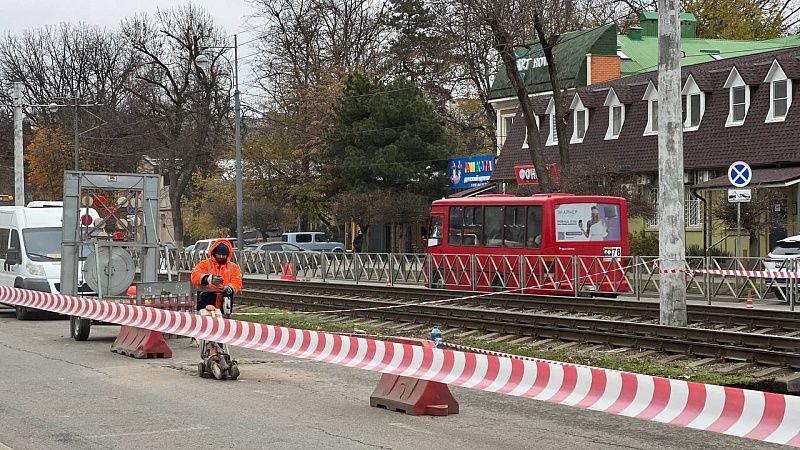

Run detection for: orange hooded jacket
[[191, 239, 243, 308]]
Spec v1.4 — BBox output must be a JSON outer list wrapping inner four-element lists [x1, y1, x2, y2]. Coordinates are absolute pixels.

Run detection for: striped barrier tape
[[1, 286, 798, 447], [660, 268, 800, 279]]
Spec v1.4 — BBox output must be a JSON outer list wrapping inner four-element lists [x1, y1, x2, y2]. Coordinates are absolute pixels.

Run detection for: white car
[[764, 235, 800, 301], [281, 232, 345, 253]]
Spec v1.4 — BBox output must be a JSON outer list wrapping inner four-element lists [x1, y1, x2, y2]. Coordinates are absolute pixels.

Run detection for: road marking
[[0, 442, 14, 450], [86, 426, 210, 439]]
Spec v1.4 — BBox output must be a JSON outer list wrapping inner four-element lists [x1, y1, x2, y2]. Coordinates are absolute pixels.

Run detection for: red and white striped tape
[[1, 286, 798, 447], [660, 268, 800, 279]]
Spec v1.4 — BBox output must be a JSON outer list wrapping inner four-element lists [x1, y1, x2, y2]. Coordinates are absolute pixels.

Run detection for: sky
[[0, 0, 263, 92]]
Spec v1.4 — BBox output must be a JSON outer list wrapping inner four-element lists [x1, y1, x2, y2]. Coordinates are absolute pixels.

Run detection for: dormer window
[[681, 75, 705, 131], [545, 98, 558, 146], [603, 88, 624, 140], [724, 67, 749, 127], [764, 60, 792, 123], [570, 94, 588, 144], [642, 81, 658, 135], [521, 113, 539, 149]]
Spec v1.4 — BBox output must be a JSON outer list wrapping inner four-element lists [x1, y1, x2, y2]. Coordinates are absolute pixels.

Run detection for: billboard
[[448, 155, 494, 190], [514, 164, 560, 185], [554, 202, 622, 242]]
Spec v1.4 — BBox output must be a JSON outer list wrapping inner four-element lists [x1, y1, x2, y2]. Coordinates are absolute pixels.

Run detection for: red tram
[[425, 193, 630, 295]]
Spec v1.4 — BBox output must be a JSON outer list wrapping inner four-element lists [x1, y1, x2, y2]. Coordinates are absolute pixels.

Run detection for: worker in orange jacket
[[191, 239, 243, 313]]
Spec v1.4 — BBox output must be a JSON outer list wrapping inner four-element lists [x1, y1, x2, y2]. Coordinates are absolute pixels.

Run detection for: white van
[[0, 205, 98, 319]]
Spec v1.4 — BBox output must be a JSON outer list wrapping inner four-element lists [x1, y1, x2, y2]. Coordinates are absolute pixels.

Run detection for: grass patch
[[456, 338, 755, 387], [233, 308, 386, 335], [235, 306, 758, 388]]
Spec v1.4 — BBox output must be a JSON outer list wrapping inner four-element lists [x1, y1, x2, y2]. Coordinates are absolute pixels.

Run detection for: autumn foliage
[[25, 126, 89, 200]]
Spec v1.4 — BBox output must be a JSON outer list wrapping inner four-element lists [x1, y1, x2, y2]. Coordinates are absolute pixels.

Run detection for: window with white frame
[[521, 114, 539, 149], [681, 75, 705, 131], [647, 188, 702, 228], [570, 94, 588, 144], [724, 67, 749, 127], [685, 190, 703, 228], [545, 98, 558, 146], [764, 60, 792, 122], [642, 81, 658, 135], [604, 88, 624, 140], [500, 114, 515, 145]]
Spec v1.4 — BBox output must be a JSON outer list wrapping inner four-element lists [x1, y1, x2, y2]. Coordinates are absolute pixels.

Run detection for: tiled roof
[[491, 47, 800, 182], [695, 166, 800, 189]]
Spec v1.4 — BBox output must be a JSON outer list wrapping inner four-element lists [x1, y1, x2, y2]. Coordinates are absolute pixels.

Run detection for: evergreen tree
[[324, 73, 453, 198]]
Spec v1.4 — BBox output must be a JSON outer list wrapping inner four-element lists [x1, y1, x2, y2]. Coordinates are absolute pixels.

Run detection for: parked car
[[247, 242, 306, 257], [765, 235, 800, 301], [188, 238, 238, 258], [281, 232, 345, 253]]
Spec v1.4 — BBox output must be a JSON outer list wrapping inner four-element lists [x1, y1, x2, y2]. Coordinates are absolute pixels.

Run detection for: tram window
[[504, 206, 525, 247], [484, 206, 503, 247], [448, 206, 463, 245], [462, 206, 482, 246], [527, 206, 543, 248]]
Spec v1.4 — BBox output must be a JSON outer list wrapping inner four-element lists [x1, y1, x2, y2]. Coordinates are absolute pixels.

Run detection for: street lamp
[[195, 35, 244, 261], [44, 97, 103, 171]]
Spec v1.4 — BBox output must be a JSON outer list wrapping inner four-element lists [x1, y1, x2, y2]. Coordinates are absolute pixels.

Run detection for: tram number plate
[[603, 247, 622, 258]]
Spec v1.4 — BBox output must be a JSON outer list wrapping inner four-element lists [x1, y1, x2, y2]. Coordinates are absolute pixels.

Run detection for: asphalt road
[[0, 307, 782, 450]]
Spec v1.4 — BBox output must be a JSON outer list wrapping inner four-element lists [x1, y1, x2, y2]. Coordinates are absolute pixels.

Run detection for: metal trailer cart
[[60, 171, 184, 340]]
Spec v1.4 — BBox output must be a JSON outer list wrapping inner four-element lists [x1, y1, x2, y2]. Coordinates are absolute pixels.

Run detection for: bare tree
[[121, 4, 233, 243], [248, 0, 391, 229], [0, 24, 143, 176]]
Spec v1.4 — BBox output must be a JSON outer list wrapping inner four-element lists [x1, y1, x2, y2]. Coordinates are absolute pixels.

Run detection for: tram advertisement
[[555, 203, 621, 242]]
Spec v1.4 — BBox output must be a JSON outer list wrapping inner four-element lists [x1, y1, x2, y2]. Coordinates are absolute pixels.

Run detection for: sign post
[[728, 161, 752, 258]]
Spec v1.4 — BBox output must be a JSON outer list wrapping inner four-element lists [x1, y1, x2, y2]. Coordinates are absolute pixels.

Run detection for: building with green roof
[[489, 12, 800, 153]]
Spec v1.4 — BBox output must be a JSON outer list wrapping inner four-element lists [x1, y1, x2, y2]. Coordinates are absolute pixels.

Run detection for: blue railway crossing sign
[[728, 161, 752, 188]]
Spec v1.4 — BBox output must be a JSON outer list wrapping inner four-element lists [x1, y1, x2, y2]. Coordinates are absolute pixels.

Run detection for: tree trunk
[[488, 18, 552, 191], [533, 13, 569, 171], [748, 230, 760, 258]]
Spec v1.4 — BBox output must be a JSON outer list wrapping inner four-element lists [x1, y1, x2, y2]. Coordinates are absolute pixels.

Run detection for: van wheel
[[70, 316, 91, 341], [15, 305, 32, 320]]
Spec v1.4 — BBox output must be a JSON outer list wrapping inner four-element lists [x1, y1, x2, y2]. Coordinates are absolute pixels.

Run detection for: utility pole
[[13, 81, 24, 206], [73, 96, 80, 170], [233, 34, 244, 264], [658, 1, 687, 326]]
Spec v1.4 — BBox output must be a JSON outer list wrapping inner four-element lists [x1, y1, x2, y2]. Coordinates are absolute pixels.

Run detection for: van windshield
[[22, 228, 91, 262]]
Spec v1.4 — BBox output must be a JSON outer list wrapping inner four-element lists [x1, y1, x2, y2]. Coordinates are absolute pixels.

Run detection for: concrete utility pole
[[658, 1, 687, 326], [13, 81, 24, 206]]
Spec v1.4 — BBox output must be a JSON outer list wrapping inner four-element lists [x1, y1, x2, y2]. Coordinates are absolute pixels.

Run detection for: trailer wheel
[[70, 316, 91, 341], [14, 305, 32, 320]]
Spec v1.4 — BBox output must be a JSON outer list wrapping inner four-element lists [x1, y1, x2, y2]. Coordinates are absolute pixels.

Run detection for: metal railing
[[152, 250, 798, 310]]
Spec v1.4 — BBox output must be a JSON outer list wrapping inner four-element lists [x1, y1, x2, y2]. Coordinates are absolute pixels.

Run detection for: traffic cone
[[281, 262, 297, 281], [746, 290, 753, 309]]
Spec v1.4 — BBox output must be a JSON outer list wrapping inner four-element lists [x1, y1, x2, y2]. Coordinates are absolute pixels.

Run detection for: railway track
[[237, 279, 800, 369], [242, 279, 800, 333]]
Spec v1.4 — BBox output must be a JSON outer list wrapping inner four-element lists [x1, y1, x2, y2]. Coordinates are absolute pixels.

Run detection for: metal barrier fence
[[147, 250, 798, 309]]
